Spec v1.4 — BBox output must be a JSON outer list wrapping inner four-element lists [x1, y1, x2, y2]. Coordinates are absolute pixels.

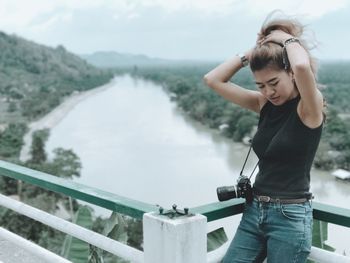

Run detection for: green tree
[[48, 148, 82, 179], [23, 145, 82, 211], [29, 129, 49, 164], [7, 101, 17, 112], [314, 141, 336, 170], [0, 207, 49, 241], [0, 122, 27, 158], [233, 115, 258, 141]]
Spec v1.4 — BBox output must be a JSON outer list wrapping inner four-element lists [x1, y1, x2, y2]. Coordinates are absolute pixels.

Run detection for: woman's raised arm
[[262, 30, 324, 128], [203, 50, 265, 113]]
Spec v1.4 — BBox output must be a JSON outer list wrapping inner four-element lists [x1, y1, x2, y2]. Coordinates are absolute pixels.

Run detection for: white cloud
[[131, 0, 349, 18], [0, 0, 131, 28], [141, 0, 239, 15], [0, 0, 347, 30], [0, 1, 55, 28], [0, 0, 348, 60], [30, 12, 73, 33], [243, 0, 349, 19]]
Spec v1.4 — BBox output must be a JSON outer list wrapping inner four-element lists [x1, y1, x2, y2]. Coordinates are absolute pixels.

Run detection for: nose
[[265, 87, 276, 97]]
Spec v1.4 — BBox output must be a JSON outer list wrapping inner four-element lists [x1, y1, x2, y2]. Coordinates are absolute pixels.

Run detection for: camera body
[[217, 175, 253, 203]]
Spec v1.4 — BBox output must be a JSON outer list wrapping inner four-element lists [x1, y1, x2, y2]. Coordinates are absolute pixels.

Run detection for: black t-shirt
[[252, 95, 323, 198]]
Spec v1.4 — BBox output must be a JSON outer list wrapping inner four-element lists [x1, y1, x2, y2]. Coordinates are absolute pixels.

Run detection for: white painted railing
[[309, 247, 350, 263], [0, 194, 143, 263], [207, 242, 230, 263], [1, 193, 349, 263]]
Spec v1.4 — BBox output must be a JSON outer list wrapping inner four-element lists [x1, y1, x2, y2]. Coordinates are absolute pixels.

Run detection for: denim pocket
[[281, 203, 307, 221]]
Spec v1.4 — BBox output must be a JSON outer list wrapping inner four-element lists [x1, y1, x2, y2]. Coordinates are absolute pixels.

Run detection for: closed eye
[[270, 81, 279, 86]]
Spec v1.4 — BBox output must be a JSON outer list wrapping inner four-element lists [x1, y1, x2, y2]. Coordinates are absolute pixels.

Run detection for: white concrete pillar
[[143, 212, 207, 263]]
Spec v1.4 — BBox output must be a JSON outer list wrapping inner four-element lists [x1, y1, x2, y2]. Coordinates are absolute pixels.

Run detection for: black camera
[[217, 175, 253, 203]]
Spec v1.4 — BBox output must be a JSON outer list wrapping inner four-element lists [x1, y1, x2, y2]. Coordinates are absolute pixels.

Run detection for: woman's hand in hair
[[260, 30, 293, 46]]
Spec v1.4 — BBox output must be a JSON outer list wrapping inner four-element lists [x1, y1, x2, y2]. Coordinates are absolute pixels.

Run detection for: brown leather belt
[[255, 195, 308, 204]]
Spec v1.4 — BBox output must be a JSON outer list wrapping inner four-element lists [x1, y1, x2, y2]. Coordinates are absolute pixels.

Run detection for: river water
[[45, 75, 350, 255]]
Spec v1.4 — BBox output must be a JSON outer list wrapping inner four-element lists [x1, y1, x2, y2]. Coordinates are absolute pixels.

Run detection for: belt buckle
[[258, 195, 271, 202]]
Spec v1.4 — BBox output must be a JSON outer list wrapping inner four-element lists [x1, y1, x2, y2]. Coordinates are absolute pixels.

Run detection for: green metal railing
[[0, 160, 157, 219], [191, 199, 350, 228], [0, 159, 350, 228]]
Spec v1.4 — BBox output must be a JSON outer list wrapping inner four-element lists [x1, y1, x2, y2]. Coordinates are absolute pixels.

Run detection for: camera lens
[[216, 186, 237, 201]]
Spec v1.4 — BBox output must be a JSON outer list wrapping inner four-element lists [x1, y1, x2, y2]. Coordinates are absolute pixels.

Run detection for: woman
[[204, 11, 324, 263]]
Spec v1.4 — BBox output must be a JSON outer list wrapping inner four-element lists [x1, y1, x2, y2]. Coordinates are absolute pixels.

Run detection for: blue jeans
[[223, 199, 313, 263]]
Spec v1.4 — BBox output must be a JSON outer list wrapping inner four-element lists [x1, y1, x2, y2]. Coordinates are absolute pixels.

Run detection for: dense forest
[[0, 31, 113, 122]]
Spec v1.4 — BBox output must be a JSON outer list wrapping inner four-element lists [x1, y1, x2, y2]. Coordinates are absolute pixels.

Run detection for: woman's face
[[253, 67, 299, 105]]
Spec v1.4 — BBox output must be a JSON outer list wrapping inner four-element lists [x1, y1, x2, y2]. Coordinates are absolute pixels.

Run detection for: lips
[[270, 96, 280, 102]]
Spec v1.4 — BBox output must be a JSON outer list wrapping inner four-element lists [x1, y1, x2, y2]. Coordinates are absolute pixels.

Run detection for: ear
[[289, 70, 297, 87], [288, 70, 295, 80]]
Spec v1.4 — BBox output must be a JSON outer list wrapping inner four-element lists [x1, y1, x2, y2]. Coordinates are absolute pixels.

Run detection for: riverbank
[[19, 78, 117, 162]]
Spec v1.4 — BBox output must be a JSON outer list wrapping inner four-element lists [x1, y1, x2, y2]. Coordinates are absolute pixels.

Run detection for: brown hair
[[250, 10, 318, 77]]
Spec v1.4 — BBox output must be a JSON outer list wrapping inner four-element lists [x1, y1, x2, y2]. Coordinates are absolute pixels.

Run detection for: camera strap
[[240, 124, 284, 182], [239, 142, 259, 181]]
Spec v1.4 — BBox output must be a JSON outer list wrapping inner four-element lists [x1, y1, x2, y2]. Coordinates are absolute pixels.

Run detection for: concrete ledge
[[0, 227, 71, 263]]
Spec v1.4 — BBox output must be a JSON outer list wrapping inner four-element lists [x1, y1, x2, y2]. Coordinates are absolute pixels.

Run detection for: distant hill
[[0, 31, 112, 122], [81, 51, 211, 68], [81, 51, 168, 67]]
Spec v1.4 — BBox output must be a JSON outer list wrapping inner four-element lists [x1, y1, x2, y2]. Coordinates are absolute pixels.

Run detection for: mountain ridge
[[0, 31, 112, 122], [80, 50, 215, 68]]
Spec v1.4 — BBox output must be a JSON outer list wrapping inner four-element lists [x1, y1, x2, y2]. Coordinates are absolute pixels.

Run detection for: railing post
[[143, 211, 207, 263]]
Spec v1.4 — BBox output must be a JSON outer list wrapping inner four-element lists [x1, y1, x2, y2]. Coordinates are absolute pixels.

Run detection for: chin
[[269, 97, 282, 105]]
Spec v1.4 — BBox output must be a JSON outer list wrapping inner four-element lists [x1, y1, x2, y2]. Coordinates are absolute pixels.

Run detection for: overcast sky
[[1, 0, 349, 61]]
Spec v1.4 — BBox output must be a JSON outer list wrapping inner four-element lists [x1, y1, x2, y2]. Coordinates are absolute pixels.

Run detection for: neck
[[289, 88, 299, 100]]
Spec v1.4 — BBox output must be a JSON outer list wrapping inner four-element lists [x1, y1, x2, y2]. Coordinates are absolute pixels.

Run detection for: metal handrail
[[0, 160, 158, 219], [1, 160, 350, 262], [191, 199, 350, 228], [1, 159, 349, 227]]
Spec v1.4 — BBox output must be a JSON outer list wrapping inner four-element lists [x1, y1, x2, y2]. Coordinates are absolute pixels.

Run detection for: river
[[44, 74, 350, 255]]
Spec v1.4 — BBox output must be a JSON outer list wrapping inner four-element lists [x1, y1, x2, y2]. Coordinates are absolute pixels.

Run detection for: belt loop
[[308, 193, 313, 207], [276, 198, 281, 209]]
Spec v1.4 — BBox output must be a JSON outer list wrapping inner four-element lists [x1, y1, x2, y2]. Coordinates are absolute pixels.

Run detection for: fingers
[[258, 32, 281, 46], [256, 30, 283, 46], [256, 30, 276, 45], [256, 30, 294, 47], [256, 33, 266, 45], [257, 37, 264, 46], [257, 35, 268, 46]]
